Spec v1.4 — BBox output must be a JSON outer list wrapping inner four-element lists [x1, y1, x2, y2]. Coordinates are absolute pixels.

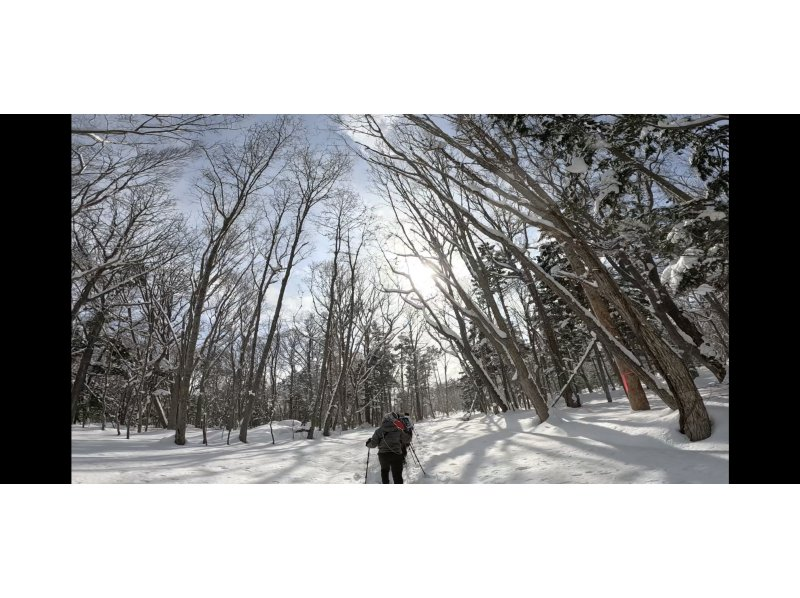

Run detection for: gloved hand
[[365, 439, 372, 447]]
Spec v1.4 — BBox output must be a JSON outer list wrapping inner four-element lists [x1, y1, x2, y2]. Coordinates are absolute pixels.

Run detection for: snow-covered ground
[[71, 369, 728, 483]]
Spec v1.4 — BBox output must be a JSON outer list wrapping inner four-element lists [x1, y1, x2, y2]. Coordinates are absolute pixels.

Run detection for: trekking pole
[[409, 445, 427, 477], [364, 448, 371, 484], [408, 443, 428, 477], [409, 427, 422, 447]]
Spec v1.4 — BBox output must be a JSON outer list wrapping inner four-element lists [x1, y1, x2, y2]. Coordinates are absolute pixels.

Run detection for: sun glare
[[408, 262, 439, 296]]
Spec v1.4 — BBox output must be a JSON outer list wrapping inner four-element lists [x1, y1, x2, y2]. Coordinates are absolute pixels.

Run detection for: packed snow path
[[72, 372, 728, 483]]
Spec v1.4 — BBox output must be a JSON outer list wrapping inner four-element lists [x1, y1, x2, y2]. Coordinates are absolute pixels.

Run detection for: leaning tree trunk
[[578, 283, 649, 409], [151, 394, 169, 428], [597, 343, 619, 389], [706, 293, 729, 334], [572, 241, 712, 440], [614, 251, 726, 383], [563, 245, 651, 411], [447, 234, 545, 420], [635, 320, 713, 440], [458, 217, 673, 410], [523, 272, 578, 407], [448, 295, 508, 412]]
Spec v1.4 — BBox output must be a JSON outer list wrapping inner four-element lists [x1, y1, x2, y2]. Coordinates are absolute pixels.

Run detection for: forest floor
[[71, 368, 728, 483]]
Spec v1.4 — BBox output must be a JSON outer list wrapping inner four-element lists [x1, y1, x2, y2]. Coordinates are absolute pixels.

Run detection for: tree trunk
[[309, 240, 342, 440], [637, 320, 712, 439], [412, 352, 424, 422], [443, 357, 449, 417], [100, 369, 109, 430], [441, 237, 541, 418], [706, 293, 729, 334], [598, 343, 620, 388], [288, 357, 295, 422], [613, 252, 726, 382], [71, 311, 105, 424], [194, 369, 210, 428], [524, 274, 578, 407], [573, 242, 712, 440], [593, 345, 613, 402], [450, 309, 507, 411], [173, 374, 189, 445], [562, 245, 650, 410], [151, 395, 168, 428]]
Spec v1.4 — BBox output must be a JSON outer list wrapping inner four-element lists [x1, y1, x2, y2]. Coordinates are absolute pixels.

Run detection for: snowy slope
[[71, 369, 728, 483]]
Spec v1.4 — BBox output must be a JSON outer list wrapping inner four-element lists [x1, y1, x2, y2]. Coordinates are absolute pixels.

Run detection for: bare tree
[[305, 189, 363, 439], [238, 145, 351, 442], [171, 118, 297, 445], [72, 114, 239, 145]]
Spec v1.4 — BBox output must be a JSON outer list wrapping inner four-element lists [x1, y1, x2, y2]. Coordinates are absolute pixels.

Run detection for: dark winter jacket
[[366, 418, 412, 455]]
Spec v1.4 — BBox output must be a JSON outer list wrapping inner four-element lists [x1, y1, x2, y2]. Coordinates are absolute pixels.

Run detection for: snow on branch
[[551, 265, 598, 287], [648, 115, 728, 130]]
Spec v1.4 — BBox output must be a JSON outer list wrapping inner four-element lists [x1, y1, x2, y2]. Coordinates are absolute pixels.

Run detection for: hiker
[[399, 413, 414, 463], [365, 412, 412, 484], [400, 413, 414, 435]]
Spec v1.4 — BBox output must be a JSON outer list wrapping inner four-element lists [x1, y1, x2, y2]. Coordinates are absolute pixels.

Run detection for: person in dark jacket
[[366, 412, 412, 484]]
